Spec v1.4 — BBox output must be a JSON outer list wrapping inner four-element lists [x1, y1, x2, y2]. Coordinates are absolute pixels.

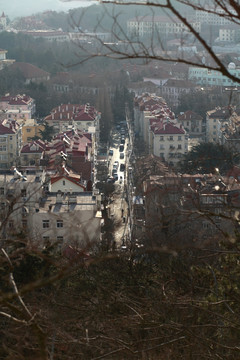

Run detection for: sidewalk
[[109, 184, 129, 248]]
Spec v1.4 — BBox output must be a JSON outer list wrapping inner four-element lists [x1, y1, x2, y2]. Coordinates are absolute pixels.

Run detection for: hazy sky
[[0, 0, 94, 19]]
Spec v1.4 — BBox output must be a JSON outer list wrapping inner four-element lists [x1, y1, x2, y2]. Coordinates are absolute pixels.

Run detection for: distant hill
[[37, 2, 195, 32]]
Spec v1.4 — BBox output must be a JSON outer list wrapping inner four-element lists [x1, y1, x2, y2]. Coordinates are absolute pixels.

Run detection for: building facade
[[189, 63, 240, 87]]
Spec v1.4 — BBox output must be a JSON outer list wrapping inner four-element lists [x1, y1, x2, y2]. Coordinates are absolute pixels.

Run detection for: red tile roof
[[151, 121, 185, 134], [21, 140, 46, 154], [0, 123, 15, 135], [0, 94, 33, 105], [10, 62, 50, 80], [50, 175, 86, 190], [45, 104, 97, 123], [178, 110, 202, 121]]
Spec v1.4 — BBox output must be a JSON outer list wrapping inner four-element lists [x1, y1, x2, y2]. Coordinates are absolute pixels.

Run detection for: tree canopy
[[179, 142, 239, 174]]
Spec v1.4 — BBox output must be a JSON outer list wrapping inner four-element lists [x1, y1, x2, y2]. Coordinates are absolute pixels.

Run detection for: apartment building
[[206, 106, 234, 143], [0, 120, 22, 169], [189, 62, 240, 87], [149, 120, 188, 165], [127, 15, 200, 37], [0, 94, 36, 121], [177, 110, 204, 139], [195, 7, 236, 26], [44, 103, 100, 135], [0, 171, 102, 251]]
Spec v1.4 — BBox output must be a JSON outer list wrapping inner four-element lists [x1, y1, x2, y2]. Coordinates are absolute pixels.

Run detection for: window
[[57, 220, 63, 228], [178, 136, 182, 140], [159, 136, 164, 141], [9, 136, 12, 140], [21, 189, 27, 197], [63, 180, 65, 186], [22, 220, 27, 228], [0, 187, 4, 195], [178, 144, 182, 149], [169, 136, 173, 141], [8, 220, 14, 229], [43, 220, 49, 228], [26, 128, 31, 133], [57, 236, 63, 241], [160, 145, 164, 150], [202, 221, 209, 229], [0, 145, 6, 151]]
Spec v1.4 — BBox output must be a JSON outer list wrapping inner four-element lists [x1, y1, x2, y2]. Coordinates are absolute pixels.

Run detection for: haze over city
[[0, 0, 94, 19]]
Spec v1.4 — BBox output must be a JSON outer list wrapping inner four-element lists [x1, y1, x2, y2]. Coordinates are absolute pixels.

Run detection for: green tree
[[179, 142, 239, 174], [112, 85, 134, 124], [96, 87, 113, 143], [39, 122, 55, 142]]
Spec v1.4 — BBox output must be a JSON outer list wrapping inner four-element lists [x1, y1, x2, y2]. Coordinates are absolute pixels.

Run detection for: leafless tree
[[68, 0, 240, 85]]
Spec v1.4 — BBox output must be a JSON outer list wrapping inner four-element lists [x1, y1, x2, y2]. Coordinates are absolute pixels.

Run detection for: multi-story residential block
[[189, 62, 240, 87], [0, 171, 102, 251], [134, 93, 188, 165], [44, 103, 100, 135], [0, 120, 22, 169], [22, 118, 44, 144], [127, 16, 201, 37], [219, 25, 240, 43], [218, 112, 240, 151], [20, 139, 46, 167], [160, 79, 196, 107], [69, 31, 111, 43], [21, 30, 69, 42], [142, 173, 240, 247], [149, 120, 188, 165], [177, 110, 204, 138], [206, 106, 234, 143], [134, 94, 168, 137], [195, 7, 236, 26], [0, 94, 36, 120], [42, 130, 94, 189]]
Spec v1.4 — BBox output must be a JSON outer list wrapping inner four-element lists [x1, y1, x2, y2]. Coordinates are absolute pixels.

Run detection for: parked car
[[112, 169, 117, 176], [106, 176, 115, 183], [108, 149, 113, 156], [120, 153, 124, 159], [120, 164, 125, 171], [119, 145, 124, 152], [113, 173, 118, 181], [114, 161, 119, 168]]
